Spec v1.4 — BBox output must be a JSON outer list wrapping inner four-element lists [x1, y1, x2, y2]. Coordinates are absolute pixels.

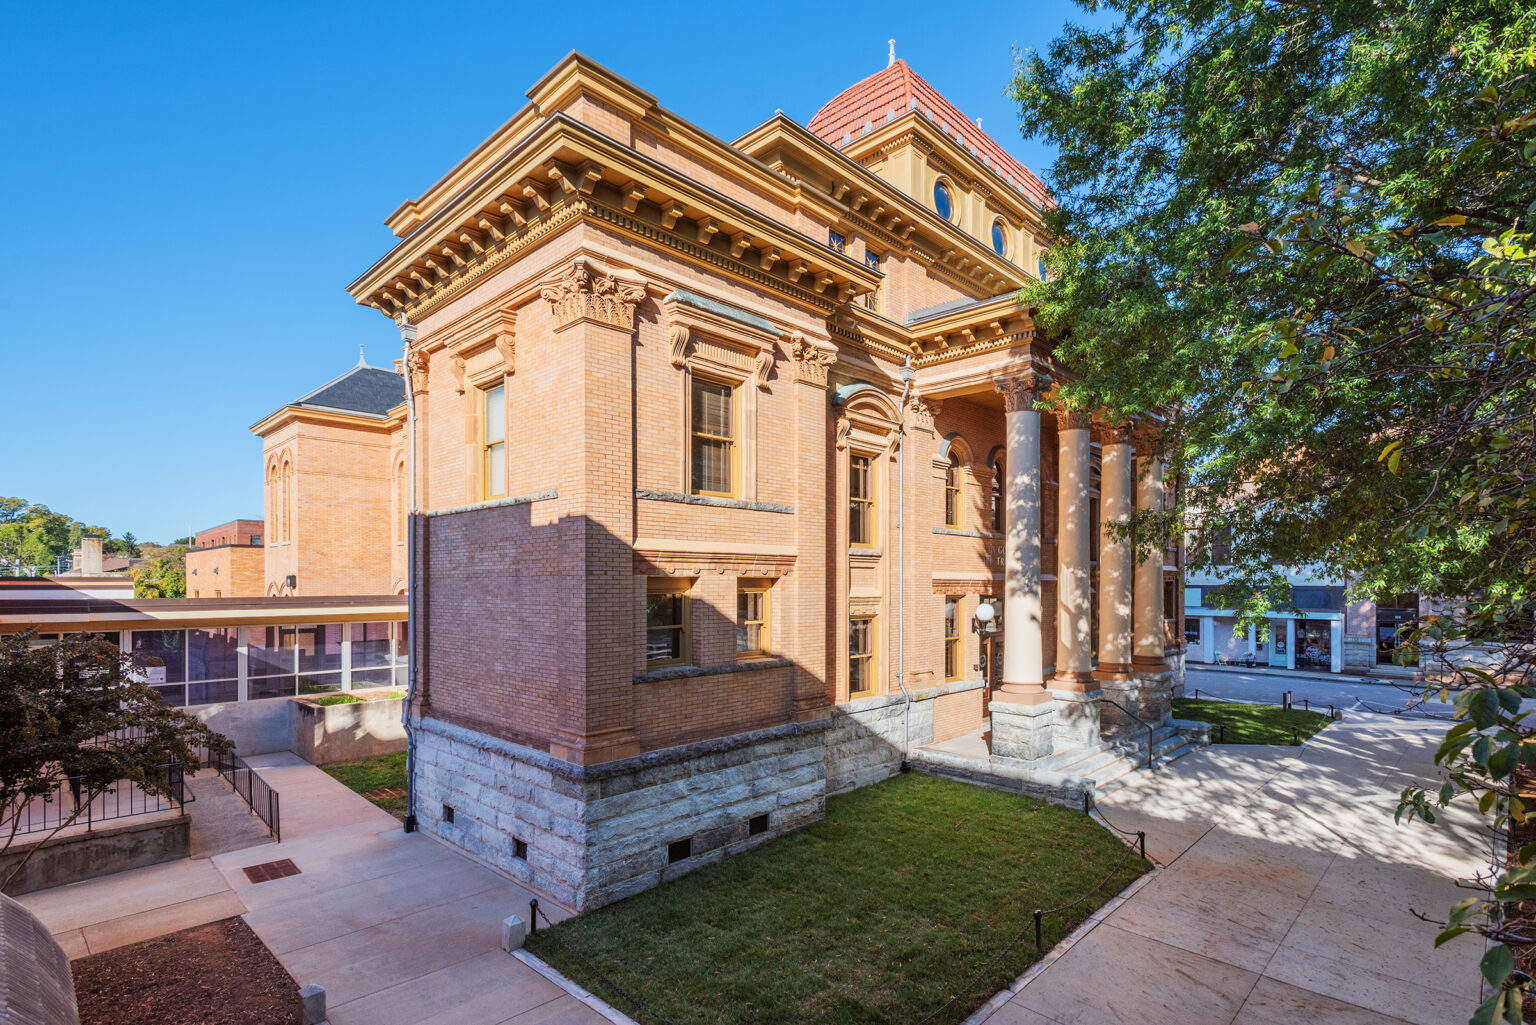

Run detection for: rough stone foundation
[[412, 716, 831, 911], [1100, 671, 1174, 731]]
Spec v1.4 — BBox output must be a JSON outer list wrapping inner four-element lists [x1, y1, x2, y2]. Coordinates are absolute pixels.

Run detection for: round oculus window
[[991, 220, 1007, 255], [933, 180, 953, 221]]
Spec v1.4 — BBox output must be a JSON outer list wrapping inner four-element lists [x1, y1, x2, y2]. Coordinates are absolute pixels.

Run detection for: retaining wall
[[0, 816, 189, 896]]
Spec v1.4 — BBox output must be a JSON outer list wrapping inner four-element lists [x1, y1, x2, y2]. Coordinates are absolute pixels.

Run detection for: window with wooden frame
[[479, 382, 506, 500], [690, 376, 736, 497], [944, 452, 963, 528], [849, 453, 876, 547], [737, 581, 770, 658], [645, 579, 691, 666], [991, 454, 1004, 532], [944, 596, 962, 680], [849, 616, 876, 696]]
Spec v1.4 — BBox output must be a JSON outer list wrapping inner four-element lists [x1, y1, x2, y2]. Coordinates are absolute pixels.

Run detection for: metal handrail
[[1099, 696, 1155, 770]]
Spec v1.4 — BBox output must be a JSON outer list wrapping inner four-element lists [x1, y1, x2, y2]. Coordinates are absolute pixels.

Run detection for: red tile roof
[[807, 60, 1051, 210]]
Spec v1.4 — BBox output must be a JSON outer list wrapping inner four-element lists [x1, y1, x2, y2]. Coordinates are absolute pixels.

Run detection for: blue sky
[[0, 0, 1093, 542]]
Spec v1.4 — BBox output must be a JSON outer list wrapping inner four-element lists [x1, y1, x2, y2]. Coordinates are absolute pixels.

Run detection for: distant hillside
[[0, 495, 161, 576]]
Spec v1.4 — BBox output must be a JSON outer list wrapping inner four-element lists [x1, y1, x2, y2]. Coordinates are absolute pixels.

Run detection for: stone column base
[[1098, 671, 1173, 733], [1049, 688, 1103, 747], [990, 699, 1056, 762]]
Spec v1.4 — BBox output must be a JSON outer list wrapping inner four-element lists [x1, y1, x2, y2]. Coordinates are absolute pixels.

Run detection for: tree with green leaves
[[1012, 0, 1534, 1019], [0, 632, 229, 893], [131, 556, 185, 599]]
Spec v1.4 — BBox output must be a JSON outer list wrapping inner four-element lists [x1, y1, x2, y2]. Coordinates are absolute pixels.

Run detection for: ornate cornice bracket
[[540, 255, 647, 332], [403, 351, 429, 395]]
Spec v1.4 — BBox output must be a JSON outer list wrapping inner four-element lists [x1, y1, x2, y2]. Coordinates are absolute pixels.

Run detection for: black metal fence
[[205, 747, 281, 842], [2, 761, 193, 839]]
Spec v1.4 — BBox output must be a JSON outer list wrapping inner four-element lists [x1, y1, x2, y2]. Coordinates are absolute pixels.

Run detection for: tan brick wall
[[185, 545, 264, 598]]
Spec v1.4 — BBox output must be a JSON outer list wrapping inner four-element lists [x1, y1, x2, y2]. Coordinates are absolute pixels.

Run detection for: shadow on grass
[[1173, 697, 1332, 746], [526, 773, 1147, 1025]]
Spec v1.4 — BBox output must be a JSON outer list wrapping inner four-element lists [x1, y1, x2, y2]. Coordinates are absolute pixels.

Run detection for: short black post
[[1303, 698, 1309, 711], [1083, 791, 1091, 814], [1137, 831, 1147, 860], [1292, 726, 1300, 746], [529, 899, 539, 936], [1219, 723, 1225, 743], [1194, 689, 1199, 700], [1033, 909, 1043, 952]]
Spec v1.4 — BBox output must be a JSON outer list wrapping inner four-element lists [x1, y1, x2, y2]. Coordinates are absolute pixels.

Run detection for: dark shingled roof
[[291, 363, 405, 418]]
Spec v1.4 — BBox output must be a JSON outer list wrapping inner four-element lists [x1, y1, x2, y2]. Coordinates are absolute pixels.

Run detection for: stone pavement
[[20, 751, 602, 1025], [975, 713, 1493, 1025]]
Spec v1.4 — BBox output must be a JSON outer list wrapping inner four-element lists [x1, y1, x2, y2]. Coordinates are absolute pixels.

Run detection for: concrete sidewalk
[[20, 751, 601, 1025], [978, 714, 1491, 1025]]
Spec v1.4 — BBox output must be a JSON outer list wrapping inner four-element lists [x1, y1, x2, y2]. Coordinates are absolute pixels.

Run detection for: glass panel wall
[[248, 625, 297, 699], [132, 630, 187, 705], [350, 621, 395, 689], [187, 627, 239, 704]]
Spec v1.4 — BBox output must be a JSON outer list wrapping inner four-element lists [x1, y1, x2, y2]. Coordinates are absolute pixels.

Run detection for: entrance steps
[[911, 721, 1201, 805]]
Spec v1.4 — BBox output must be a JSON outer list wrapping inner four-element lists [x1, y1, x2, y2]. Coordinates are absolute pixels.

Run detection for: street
[[1183, 666, 1456, 718]]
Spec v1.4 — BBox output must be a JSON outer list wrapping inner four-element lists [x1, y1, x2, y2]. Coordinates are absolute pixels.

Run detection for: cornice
[[249, 405, 402, 438], [350, 115, 881, 324]]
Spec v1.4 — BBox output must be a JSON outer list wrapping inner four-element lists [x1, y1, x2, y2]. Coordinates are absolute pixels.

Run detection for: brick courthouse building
[[348, 52, 1187, 910]]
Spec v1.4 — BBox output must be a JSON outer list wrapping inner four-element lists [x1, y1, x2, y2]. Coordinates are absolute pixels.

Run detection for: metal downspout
[[896, 357, 916, 766], [398, 319, 420, 833]]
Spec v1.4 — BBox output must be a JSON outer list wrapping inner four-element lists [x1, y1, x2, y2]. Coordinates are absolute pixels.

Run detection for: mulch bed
[[72, 917, 300, 1025]]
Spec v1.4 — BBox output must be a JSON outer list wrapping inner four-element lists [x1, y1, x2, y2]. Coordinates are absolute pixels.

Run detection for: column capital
[[1133, 421, 1166, 458], [403, 350, 430, 395], [1053, 407, 1092, 431], [1096, 415, 1135, 445], [994, 372, 1052, 413], [540, 256, 647, 333], [787, 331, 838, 386]]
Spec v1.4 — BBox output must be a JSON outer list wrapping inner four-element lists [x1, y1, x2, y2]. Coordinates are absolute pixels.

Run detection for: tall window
[[990, 454, 1004, 532], [944, 596, 962, 680], [480, 383, 506, 499], [849, 454, 875, 546], [849, 616, 875, 695], [267, 466, 278, 541], [281, 463, 292, 542], [646, 580, 690, 666], [944, 452, 963, 528], [691, 377, 735, 496], [737, 582, 770, 658]]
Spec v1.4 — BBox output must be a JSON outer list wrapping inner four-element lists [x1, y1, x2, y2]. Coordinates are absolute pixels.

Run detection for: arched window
[[991, 453, 1004, 532], [281, 462, 293, 542], [266, 465, 278, 541], [944, 452, 963, 529]]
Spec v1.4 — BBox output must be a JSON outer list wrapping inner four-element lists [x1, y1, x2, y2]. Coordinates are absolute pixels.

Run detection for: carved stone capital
[[910, 394, 942, 433], [788, 332, 837, 386], [404, 351, 429, 395], [1054, 407, 1092, 431], [540, 256, 647, 332], [1097, 415, 1135, 446], [1133, 421, 1165, 458], [994, 373, 1051, 414]]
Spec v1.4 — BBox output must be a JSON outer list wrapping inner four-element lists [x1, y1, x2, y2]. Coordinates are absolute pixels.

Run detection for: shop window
[[690, 376, 736, 497], [849, 453, 876, 547], [646, 580, 691, 666], [849, 616, 876, 696], [1184, 618, 1202, 644], [737, 582, 770, 658]]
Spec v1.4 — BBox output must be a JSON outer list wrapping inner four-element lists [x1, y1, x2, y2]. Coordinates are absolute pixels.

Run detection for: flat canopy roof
[[0, 595, 407, 634]]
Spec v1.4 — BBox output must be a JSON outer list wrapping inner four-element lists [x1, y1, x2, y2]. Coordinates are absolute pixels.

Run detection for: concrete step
[[1095, 739, 1196, 797]]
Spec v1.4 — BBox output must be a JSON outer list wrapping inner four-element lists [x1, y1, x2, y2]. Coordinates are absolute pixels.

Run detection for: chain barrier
[[528, 900, 683, 1025]]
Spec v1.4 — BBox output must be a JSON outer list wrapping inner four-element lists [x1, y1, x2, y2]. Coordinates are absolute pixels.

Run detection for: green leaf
[[1435, 925, 1471, 946], [1482, 946, 1514, 990]]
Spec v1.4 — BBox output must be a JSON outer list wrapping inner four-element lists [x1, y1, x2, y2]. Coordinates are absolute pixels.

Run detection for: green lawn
[[525, 774, 1147, 1025], [319, 751, 407, 819], [1173, 697, 1332, 745]]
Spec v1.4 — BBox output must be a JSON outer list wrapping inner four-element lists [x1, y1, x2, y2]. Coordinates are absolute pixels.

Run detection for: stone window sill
[[635, 656, 791, 684]]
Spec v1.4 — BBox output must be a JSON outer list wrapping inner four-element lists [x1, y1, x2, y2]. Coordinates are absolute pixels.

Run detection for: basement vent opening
[[668, 837, 692, 864], [513, 837, 528, 860], [442, 804, 455, 824], [749, 813, 769, 836]]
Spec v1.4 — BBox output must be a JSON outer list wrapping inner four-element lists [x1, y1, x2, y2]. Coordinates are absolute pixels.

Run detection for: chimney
[[80, 535, 104, 576]]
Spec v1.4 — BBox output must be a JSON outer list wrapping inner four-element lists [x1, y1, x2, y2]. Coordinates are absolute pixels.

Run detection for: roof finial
[[888, 39, 896, 67], [358, 344, 366, 366]]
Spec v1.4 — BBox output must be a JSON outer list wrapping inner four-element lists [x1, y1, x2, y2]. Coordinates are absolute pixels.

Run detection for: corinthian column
[[1052, 408, 1095, 690], [1094, 420, 1134, 681], [1132, 436, 1169, 671], [994, 375, 1047, 704]]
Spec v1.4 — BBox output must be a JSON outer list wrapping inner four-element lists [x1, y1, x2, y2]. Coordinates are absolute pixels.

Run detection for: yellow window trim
[[690, 373, 740, 499], [737, 580, 771, 660]]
